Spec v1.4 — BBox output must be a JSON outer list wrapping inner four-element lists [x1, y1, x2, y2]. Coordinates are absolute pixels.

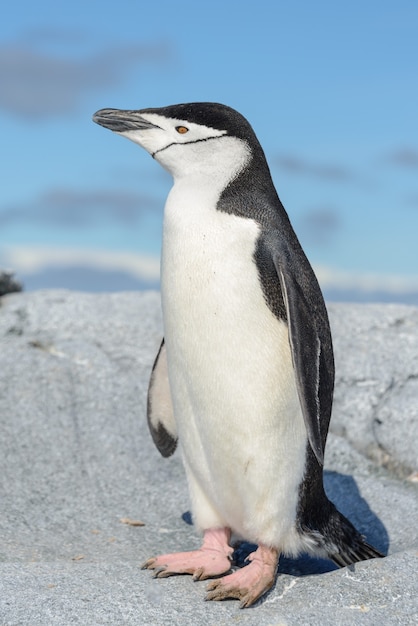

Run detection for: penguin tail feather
[[302, 505, 385, 567], [329, 539, 384, 568], [324, 509, 385, 567]]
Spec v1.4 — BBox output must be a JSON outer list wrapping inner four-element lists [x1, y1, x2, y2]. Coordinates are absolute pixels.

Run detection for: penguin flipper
[[147, 339, 178, 457], [270, 236, 334, 466]]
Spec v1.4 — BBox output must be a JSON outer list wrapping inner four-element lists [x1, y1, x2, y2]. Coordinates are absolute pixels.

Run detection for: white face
[[116, 113, 250, 180], [118, 112, 227, 154]]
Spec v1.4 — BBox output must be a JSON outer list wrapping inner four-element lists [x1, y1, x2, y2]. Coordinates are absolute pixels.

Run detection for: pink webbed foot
[[206, 544, 279, 608], [142, 527, 233, 581]]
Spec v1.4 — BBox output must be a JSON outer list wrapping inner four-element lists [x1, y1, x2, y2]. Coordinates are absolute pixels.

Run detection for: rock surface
[[0, 290, 417, 625]]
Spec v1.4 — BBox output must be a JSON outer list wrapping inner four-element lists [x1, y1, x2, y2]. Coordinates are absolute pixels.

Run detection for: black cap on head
[[140, 102, 258, 144]]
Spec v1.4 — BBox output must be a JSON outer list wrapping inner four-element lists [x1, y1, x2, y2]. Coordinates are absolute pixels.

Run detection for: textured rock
[[328, 303, 418, 476], [0, 291, 417, 625]]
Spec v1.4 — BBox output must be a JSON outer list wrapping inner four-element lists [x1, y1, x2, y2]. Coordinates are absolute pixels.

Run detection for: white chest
[[159, 178, 307, 547], [160, 179, 293, 426], [161, 178, 261, 318]]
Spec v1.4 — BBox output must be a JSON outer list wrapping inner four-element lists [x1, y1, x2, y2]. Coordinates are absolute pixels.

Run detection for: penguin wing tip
[[310, 439, 324, 466], [147, 339, 178, 458]]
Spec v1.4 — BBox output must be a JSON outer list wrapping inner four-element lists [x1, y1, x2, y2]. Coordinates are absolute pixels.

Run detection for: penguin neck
[[158, 136, 252, 191]]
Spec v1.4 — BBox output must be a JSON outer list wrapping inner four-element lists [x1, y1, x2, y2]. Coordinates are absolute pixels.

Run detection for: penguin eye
[[175, 126, 189, 134]]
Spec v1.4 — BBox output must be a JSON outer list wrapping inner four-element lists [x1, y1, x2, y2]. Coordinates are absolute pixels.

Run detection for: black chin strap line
[[151, 135, 225, 159]]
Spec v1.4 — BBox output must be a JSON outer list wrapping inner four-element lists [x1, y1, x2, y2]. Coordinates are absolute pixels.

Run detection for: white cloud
[[0, 245, 160, 282], [2, 244, 418, 297], [0, 39, 170, 119], [314, 264, 418, 295]]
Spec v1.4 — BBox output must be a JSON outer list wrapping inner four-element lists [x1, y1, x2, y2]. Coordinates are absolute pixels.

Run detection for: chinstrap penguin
[[93, 102, 384, 608]]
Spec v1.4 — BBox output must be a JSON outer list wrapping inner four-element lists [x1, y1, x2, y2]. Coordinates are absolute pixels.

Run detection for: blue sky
[[1, 0, 418, 300]]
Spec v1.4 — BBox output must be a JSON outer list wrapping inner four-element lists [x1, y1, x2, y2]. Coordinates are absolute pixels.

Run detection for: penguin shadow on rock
[[182, 474, 388, 577]]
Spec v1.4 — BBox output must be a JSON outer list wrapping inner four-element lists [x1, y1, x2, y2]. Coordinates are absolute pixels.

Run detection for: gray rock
[[328, 303, 418, 475], [0, 291, 417, 625]]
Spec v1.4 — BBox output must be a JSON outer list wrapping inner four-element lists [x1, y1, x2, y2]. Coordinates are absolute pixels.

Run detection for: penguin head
[[93, 102, 261, 179]]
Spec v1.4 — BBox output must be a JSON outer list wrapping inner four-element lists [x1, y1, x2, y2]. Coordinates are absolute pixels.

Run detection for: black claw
[[152, 567, 167, 578]]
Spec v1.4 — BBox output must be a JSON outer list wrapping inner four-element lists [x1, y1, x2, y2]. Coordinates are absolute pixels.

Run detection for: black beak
[[92, 108, 160, 132]]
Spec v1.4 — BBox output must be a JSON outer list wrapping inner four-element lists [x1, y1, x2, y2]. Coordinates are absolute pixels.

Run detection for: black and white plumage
[[93, 103, 383, 607]]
